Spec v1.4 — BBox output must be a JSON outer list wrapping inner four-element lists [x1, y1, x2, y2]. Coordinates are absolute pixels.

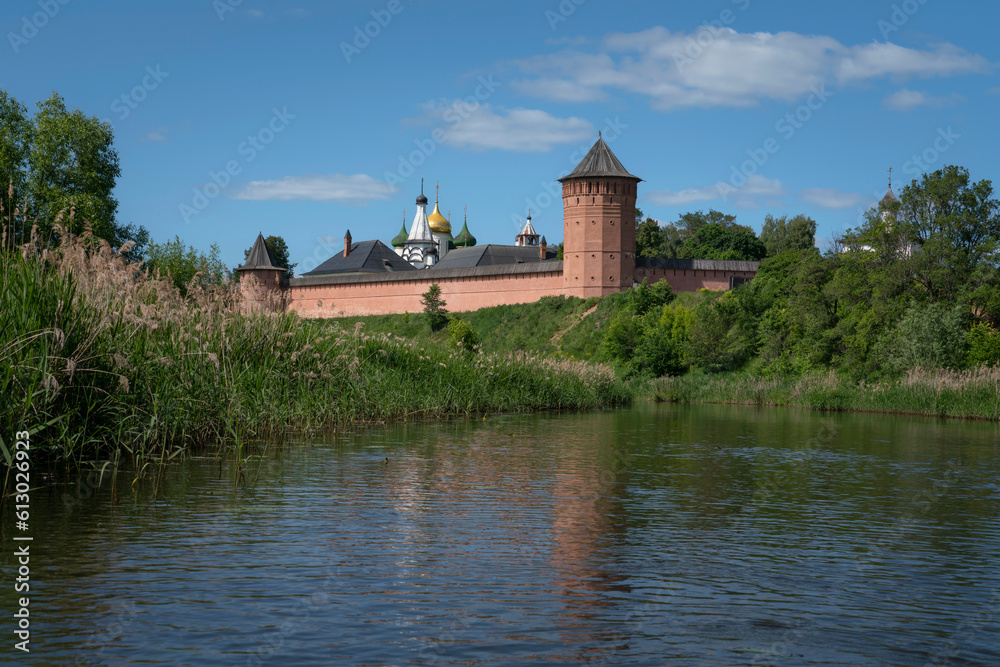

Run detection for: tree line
[[607, 166, 1000, 378]]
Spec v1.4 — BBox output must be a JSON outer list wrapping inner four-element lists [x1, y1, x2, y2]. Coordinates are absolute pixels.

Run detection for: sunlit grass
[[0, 224, 631, 465]]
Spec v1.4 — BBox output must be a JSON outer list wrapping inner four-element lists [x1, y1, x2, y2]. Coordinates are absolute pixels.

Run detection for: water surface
[[3, 403, 999, 665]]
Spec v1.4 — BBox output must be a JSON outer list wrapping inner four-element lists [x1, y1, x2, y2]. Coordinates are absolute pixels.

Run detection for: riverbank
[[1, 229, 631, 465], [645, 368, 1000, 420]]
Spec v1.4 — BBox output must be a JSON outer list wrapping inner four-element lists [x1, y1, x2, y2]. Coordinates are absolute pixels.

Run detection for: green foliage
[[448, 317, 479, 352], [0, 90, 148, 261], [242, 235, 296, 279], [146, 236, 230, 296], [1, 234, 632, 465], [760, 214, 816, 256], [635, 217, 665, 258], [967, 323, 1000, 367], [421, 283, 449, 331], [678, 222, 766, 261], [877, 303, 968, 373]]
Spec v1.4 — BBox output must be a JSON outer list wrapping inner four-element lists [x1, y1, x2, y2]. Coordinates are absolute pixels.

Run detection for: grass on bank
[[647, 367, 1000, 420], [0, 225, 631, 466]]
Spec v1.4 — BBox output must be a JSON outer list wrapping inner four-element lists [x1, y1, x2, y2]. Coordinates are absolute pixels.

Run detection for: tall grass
[[0, 225, 631, 465], [647, 367, 1000, 420]]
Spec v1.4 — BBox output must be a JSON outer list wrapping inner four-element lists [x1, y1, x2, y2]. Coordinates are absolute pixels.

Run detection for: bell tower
[[560, 136, 641, 297]]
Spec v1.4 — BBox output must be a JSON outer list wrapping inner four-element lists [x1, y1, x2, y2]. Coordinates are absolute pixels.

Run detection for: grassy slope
[[334, 290, 1000, 421]]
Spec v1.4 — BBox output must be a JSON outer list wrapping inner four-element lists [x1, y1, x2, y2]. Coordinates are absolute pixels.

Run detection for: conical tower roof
[[559, 136, 641, 182], [880, 186, 898, 206], [239, 232, 284, 271], [453, 210, 477, 248]]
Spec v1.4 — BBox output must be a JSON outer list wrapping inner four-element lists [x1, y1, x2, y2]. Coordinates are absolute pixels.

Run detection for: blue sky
[[2, 0, 997, 274]]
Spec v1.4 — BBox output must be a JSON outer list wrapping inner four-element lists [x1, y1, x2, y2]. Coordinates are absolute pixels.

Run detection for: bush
[[881, 302, 968, 372], [448, 318, 479, 352], [968, 322, 1000, 367]]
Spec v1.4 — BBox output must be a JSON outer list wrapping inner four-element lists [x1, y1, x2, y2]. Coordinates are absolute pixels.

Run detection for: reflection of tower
[[560, 135, 642, 297], [402, 180, 437, 268], [427, 182, 454, 260]]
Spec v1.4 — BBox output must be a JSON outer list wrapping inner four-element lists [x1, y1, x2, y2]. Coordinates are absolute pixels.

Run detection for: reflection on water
[[2, 403, 999, 665]]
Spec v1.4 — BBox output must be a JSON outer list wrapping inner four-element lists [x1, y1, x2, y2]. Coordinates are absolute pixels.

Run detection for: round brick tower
[[559, 136, 641, 297]]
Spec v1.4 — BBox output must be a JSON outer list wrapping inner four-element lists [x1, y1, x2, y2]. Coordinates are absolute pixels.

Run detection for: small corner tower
[[515, 211, 540, 246], [236, 232, 287, 312], [559, 135, 641, 297]]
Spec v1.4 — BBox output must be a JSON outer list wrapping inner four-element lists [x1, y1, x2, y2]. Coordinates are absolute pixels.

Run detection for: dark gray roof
[[239, 233, 284, 271], [304, 240, 417, 275], [291, 260, 563, 288], [880, 186, 898, 205], [432, 244, 557, 269], [559, 137, 641, 182], [636, 257, 760, 272]]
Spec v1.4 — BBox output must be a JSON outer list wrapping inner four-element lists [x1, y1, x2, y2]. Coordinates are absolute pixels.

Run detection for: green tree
[[635, 216, 665, 258], [0, 90, 148, 260], [0, 91, 32, 244], [241, 235, 296, 279], [146, 236, 230, 296], [760, 213, 817, 256], [421, 283, 449, 331], [678, 222, 766, 261], [676, 209, 738, 237], [896, 165, 1000, 309]]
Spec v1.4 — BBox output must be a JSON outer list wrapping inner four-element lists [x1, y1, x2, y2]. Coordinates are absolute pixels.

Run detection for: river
[[3, 403, 999, 665]]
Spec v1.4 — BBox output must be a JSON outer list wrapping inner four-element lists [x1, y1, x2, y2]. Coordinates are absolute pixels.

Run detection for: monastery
[[237, 137, 759, 317]]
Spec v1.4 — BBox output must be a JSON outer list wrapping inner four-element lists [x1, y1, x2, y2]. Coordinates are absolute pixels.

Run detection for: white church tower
[[402, 180, 437, 269]]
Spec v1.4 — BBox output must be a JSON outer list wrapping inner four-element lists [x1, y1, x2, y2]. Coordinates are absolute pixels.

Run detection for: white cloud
[[986, 86, 1000, 95], [883, 88, 964, 110], [143, 127, 168, 143], [415, 102, 594, 152], [511, 28, 990, 110], [232, 174, 395, 205], [646, 174, 784, 209], [799, 187, 862, 210]]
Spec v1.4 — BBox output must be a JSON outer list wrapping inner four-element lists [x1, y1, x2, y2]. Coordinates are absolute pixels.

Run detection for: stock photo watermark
[[110, 65, 169, 121], [877, 0, 931, 41], [717, 83, 833, 201], [340, 0, 411, 63], [179, 107, 296, 224], [7, 0, 70, 53], [509, 116, 629, 232], [11, 430, 33, 653], [382, 75, 501, 187], [672, 0, 753, 72]]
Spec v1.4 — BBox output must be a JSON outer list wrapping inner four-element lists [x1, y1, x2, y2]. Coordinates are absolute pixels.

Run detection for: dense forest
[[606, 165, 1000, 381]]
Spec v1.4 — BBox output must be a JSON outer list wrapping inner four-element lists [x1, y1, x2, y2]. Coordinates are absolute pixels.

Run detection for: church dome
[[453, 214, 477, 248], [391, 220, 409, 248], [428, 201, 451, 234]]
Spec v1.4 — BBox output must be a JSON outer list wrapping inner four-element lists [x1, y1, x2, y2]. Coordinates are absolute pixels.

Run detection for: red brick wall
[[634, 267, 756, 292], [287, 270, 566, 317]]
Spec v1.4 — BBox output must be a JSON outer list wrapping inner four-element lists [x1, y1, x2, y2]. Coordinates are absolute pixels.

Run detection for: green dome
[[453, 217, 477, 248], [391, 221, 409, 248]]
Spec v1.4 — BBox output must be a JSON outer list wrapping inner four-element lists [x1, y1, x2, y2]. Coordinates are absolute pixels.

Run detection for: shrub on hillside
[[968, 322, 1000, 367]]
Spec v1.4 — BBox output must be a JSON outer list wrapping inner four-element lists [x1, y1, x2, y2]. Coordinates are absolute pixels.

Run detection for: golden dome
[[427, 201, 451, 234]]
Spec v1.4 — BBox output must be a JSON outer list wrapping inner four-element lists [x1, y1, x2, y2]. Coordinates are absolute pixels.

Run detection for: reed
[[646, 366, 1000, 420], [0, 225, 630, 465]]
